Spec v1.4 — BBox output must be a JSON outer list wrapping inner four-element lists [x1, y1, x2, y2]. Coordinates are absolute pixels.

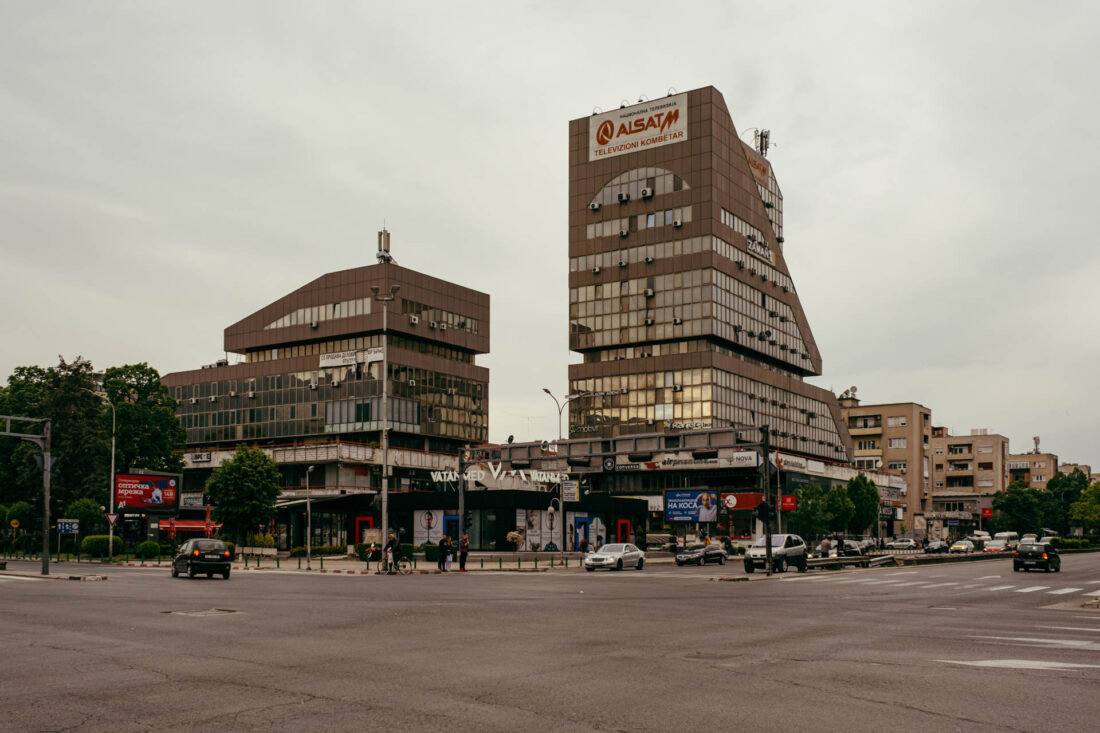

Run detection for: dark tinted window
[[1018, 543, 1042, 552], [195, 540, 228, 551]]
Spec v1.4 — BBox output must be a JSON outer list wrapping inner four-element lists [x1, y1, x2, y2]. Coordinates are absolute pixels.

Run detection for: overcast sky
[[2, 1, 1097, 466]]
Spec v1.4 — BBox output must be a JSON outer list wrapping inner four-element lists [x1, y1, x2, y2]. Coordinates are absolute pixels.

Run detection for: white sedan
[[584, 543, 645, 572]]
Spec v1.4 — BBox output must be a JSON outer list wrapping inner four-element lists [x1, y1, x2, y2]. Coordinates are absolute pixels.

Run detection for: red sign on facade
[[720, 492, 765, 510], [981, 507, 993, 519], [780, 495, 797, 512]]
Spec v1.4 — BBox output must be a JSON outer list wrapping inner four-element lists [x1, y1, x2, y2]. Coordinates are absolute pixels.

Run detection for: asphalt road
[[2, 554, 1098, 732]]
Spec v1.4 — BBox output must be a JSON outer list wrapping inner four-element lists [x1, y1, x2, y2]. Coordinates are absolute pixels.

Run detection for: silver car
[[584, 543, 645, 571]]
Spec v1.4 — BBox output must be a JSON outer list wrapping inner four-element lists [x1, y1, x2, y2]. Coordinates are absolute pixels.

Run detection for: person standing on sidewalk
[[437, 536, 449, 572], [459, 533, 469, 572]]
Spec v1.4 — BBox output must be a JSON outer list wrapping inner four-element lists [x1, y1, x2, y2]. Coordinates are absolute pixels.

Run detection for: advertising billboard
[[664, 490, 720, 523], [114, 473, 180, 515], [589, 94, 688, 161]]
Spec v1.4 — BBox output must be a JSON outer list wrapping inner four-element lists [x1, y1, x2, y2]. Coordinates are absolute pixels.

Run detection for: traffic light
[[754, 502, 773, 522], [463, 510, 473, 531]]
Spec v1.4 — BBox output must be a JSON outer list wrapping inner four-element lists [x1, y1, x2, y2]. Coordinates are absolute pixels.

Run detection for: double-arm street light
[[372, 284, 400, 550]]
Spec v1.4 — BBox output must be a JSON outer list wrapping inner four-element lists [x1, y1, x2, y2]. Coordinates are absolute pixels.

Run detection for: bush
[[134, 541, 160, 560], [82, 535, 112, 558], [245, 532, 275, 548], [1052, 538, 1093, 550], [423, 543, 440, 562], [13, 534, 37, 551]]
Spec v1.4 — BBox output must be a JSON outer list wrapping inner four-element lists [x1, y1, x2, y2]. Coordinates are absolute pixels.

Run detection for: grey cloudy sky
[[2, 1, 1097, 466]]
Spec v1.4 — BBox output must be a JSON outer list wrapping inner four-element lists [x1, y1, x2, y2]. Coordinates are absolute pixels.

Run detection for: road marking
[[973, 636, 1100, 651], [0, 575, 42, 582], [891, 581, 928, 587], [1084, 580, 1100, 585], [1046, 587, 1082, 595], [919, 582, 961, 589], [1038, 626, 1100, 633], [1015, 586, 1049, 593], [938, 659, 1100, 670], [1084, 590, 1100, 597], [986, 585, 1016, 591], [976, 575, 1001, 580], [885, 571, 918, 576], [959, 584, 986, 589], [862, 579, 908, 585]]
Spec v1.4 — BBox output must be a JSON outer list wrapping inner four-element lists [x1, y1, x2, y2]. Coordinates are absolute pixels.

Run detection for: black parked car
[[675, 544, 728, 566], [172, 538, 232, 579], [925, 540, 950, 554], [1014, 542, 1061, 573]]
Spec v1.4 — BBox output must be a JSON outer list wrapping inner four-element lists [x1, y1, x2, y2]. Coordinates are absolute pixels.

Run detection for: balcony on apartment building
[[847, 416, 882, 437]]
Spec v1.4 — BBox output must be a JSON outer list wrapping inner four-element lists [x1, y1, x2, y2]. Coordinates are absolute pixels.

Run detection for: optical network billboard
[[114, 473, 181, 515]]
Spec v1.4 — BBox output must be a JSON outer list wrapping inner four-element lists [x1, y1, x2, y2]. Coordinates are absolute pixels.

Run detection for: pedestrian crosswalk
[[779, 570, 1100, 599]]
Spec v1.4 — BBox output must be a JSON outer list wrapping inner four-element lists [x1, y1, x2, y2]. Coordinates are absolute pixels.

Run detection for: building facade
[[1007, 451, 1060, 490], [566, 87, 852, 463], [161, 233, 491, 548], [837, 391, 931, 529], [929, 427, 1009, 496], [1057, 462, 1093, 483]]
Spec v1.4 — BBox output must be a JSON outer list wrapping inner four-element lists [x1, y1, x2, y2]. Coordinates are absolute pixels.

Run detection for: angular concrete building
[[566, 87, 851, 462]]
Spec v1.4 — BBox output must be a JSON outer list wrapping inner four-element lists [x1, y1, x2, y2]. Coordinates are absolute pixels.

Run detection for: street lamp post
[[547, 496, 564, 565], [372, 284, 401, 552], [306, 465, 314, 571], [87, 389, 117, 559]]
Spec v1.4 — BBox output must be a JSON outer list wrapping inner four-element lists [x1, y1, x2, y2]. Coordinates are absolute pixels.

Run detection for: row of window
[[586, 207, 693, 239], [587, 167, 687, 208], [720, 208, 766, 245], [401, 299, 479, 334], [264, 297, 371, 331], [569, 235, 794, 293], [246, 333, 475, 365]]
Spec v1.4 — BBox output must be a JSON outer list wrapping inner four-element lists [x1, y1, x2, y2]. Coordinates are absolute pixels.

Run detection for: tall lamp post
[[543, 389, 593, 559], [547, 496, 564, 564], [372, 284, 401, 551], [305, 465, 314, 570], [88, 389, 117, 559]]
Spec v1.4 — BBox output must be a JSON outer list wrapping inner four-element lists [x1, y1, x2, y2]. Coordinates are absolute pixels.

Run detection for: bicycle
[[382, 550, 412, 575]]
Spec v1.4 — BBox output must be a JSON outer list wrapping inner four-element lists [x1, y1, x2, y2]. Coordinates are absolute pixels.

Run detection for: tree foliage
[[846, 473, 880, 535], [65, 497, 107, 539], [1042, 470, 1088, 536], [0, 358, 184, 521], [991, 483, 1042, 535], [102, 363, 185, 473], [1070, 482, 1100, 531], [825, 485, 855, 534], [205, 445, 281, 544], [786, 483, 829, 540]]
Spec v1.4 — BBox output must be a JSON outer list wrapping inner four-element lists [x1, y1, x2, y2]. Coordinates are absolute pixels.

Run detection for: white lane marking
[[919, 582, 961, 589], [1084, 590, 1100, 597], [1039, 626, 1100, 633], [960, 584, 985, 589], [1084, 580, 1100, 585], [862, 579, 909, 585], [938, 659, 1100, 670], [885, 571, 919, 576], [1015, 586, 1049, 593], [986, 585, 1016, 591], [891, 581, 929, 587], [0, 575, 42, 582], [973, 636, 1100, 651], [1047, 587, 1082, 595], [976, 575, 1001, 580]]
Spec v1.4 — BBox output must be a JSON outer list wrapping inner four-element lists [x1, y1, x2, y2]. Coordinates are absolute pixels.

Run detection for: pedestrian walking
[[459, 533, 469, 572]]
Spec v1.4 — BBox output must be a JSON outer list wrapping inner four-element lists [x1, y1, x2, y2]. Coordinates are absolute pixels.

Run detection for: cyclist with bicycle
[[383, 532, 399, 574]]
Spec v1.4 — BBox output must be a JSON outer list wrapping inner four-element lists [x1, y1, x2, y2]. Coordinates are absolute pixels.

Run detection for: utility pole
[[372, 279, 400, 555], [458, 445, 467, 544], [762, 424, 772, 577], [1, 416, 51, 575]]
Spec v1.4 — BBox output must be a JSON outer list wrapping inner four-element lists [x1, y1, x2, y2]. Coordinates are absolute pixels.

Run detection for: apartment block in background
[[837, 390, 931, 527], [929, 427, 1009, 495], [1007, 451, 1060, 490]]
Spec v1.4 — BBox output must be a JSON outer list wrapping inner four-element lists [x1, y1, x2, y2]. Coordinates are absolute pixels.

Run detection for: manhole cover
[[162, 608, 240, 617]]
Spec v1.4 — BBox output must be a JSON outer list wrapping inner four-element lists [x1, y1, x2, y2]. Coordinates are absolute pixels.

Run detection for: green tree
[[991, 483, 1041, 535], [0, 365, 52, 508], [65, 497, 106, 544], [1070, 482, 1100, 531], [825, 485, 855, 534], [846, 473, 880, 536], [1042, 470, 1088, 536], [205, 445, 281, 544], [6, 500, 32, 529], [102, 363, 185, 474], [786, 483, 829, 540]]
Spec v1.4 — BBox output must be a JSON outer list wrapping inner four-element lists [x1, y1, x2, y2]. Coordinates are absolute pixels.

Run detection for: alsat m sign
[[589, 94, 688, 161]]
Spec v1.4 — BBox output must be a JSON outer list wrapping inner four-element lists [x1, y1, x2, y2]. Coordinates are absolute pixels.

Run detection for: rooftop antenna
[[1033, 435, 1040, 454], [377, 227, 394, 264], [755, 129, 771, 157]]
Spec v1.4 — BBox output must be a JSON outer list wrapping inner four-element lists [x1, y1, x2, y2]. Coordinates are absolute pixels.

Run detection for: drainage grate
[[162, 608, 240, 617]]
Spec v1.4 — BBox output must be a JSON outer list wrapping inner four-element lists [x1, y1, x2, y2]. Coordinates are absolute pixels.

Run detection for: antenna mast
[[377, 228, 393, 264]]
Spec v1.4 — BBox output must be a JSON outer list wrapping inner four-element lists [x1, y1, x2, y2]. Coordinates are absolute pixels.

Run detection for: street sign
[[10, 519, 19, 529], [105, 513, 119, 528], [57, 519, 79, 534]]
